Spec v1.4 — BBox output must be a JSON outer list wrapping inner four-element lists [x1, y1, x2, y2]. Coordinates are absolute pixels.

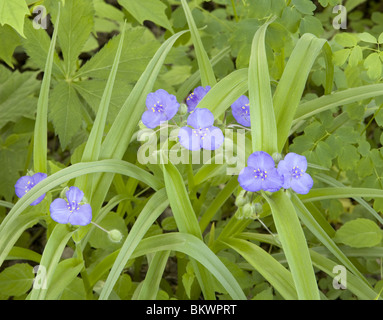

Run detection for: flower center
[[292, 166, 304, 179], [193, 127, 209, 140], [151, 101, 164, 113], [67, 200, 80, 213], [187, 92, 198, 104], [24, 180, 34, 193], [241, 103, 250, 116], [254, 168, 268, 181]]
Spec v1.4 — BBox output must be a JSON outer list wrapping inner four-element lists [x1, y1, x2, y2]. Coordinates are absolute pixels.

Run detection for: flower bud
[[235, 190, 249, 207], [242, 203, 257, 219], [108, 229, 123, 243], [272, 152, 283, 164], [178, 103, 188, 115]]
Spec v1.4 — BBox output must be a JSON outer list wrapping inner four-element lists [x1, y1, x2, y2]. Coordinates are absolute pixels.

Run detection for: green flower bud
[[272, 152, 283, 165], [235, 190, 250, 207], [242, 203, 257, 219], [178, 103, 188, 115], [108, 229, 123, 243]]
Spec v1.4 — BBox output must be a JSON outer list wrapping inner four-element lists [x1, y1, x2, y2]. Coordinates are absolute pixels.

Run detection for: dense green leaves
[[0, 0, 29, 37], [2, 0, 383, 302]]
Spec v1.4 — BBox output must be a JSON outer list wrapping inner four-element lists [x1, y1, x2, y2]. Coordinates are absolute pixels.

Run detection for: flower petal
[[14, 176, 33, 198], [187, 108, 214, 128], [50, 198, 70, 224], [247, 151, 275, 171], [178, 126, 201, 151], [231, 95, 251, 127], [283, 153, 308, 172], [200, 126, 224, 150], [68, 204, 92, 226], [32, 172, 47, 184], [163, 93, 180, 120], [262, 169, 283, 192], [186, 86, 210, 112], [30, 194, 46, 206], [141, 110, 167, 129], [238, 166, 263, 192], [290, 172, 313, 194], [66, 186, 84, 205]]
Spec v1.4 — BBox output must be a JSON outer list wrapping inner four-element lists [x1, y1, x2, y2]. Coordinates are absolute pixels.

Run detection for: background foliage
[[1, 0, 383, 300]]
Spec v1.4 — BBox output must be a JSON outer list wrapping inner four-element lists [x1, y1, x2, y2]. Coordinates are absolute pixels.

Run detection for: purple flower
[[277, 153, 313, 194], [231, 95, 251, 127], [178, 108, 224, 151], [238, 151, 283, 192], [141, 89, 180, 129], [14, 173, 47, 206], [186, 86, 211, 112], [50, 186, 92, 226]]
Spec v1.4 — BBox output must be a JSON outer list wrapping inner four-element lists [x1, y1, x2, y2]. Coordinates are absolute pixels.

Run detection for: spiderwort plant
[[238, 151, 283, 192], [141, 89, 180, 129], [186, 85, 211, 112], [231, 95, 251, 127], [277, 152, 313, 195], [50, 186, 92, 226], [14, 172, 47, 206], [178, 108, 224, 151]]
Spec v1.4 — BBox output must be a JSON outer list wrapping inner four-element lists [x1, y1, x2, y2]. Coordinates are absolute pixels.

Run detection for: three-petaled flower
[[238, 151, 283, 192], [14, 172, 47, 206], [141, 89, 179, 129], [231, 95, 251, 127], [50, 186, 92, 226], [277, 152, 313, 194], [178, 108, 224, 151], [186, 86, 211, 112]]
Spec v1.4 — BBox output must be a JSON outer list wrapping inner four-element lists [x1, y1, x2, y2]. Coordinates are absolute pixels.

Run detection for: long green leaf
[[180, 0, 216, 87], [80, 23, 126, 164], [77, 22, 127, 195], [28, 224, 74, 300], [99, 189, 169, 299], [273, 34, 331, 151], [264, 190, 320, 300], [291, 193, 370, 287], [33, 3, 60, 173], [161, 159, 216, 299], [45, 258, 84, 300], [137, 251, 170, 300], [129, 233, 246, 300], [248, 18, 277, 154], [221, 237, 297, 300], [293, 83, 383, 124], [300, 187, 383, 202]]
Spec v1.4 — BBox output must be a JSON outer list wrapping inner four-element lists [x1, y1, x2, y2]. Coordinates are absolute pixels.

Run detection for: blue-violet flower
[[231, 95, 251, 127], [238, 151, 283, 192], [277, 152, 313, 194], [141, 89, 180, 129], [14, 172, 47, 206], [178, 108, 224, 151], [186, 86, 211, 112], [50, 186, 92, 226]]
